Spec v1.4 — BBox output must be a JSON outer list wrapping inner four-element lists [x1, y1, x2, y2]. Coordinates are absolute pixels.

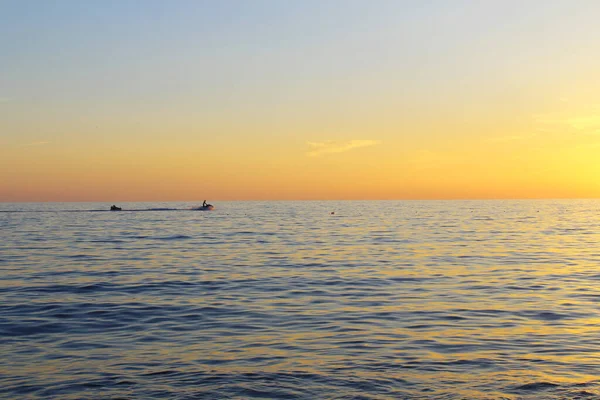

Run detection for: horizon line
[[2, 197, 600, 204]]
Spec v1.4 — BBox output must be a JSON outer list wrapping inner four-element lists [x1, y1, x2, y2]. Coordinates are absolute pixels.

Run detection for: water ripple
[[1, 200, 600, 399]]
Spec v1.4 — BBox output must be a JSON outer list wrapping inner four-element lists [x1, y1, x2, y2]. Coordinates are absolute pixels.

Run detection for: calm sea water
[[2, 200, 600, 399]]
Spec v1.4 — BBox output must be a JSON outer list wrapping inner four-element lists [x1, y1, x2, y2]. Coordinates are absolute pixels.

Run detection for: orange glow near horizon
[[2, 2, 600, 202]]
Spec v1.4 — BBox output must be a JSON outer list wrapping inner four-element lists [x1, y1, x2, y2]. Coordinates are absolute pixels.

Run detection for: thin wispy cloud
[[536, 115, 600, 131], [306, 140, 382, 157], [535, 104, 600, 134], [492, 107, 600, 145], [564, 115, 600, 132]]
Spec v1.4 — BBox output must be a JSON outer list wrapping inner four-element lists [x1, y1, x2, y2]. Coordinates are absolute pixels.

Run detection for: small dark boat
[[193, 200, 215, 211], [193, 204, 214, 211], [110, 205, 122, 211]]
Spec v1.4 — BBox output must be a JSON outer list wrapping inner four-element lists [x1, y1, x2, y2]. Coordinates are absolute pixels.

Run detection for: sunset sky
[[2, 0, 600, 201]]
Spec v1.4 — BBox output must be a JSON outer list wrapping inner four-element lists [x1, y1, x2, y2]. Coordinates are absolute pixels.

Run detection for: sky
[[2, 0, 600, 201]]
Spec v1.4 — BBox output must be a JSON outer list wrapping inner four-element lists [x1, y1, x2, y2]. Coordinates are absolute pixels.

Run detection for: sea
[[1, 200, 600, 399]]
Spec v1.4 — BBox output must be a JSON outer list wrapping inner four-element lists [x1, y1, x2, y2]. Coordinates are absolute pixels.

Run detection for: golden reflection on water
[[2, 200, 600, 398]]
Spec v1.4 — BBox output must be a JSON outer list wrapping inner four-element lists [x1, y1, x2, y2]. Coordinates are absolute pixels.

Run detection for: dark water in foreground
[[2, 200, 600, 399]]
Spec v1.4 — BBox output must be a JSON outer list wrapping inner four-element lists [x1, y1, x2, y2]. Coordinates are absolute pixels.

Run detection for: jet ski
[[193, 204, 214, 211], [193, 201, 214, 211]]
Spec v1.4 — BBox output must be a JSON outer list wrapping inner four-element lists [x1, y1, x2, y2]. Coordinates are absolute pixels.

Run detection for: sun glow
[[2, 1, 600, 201]]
